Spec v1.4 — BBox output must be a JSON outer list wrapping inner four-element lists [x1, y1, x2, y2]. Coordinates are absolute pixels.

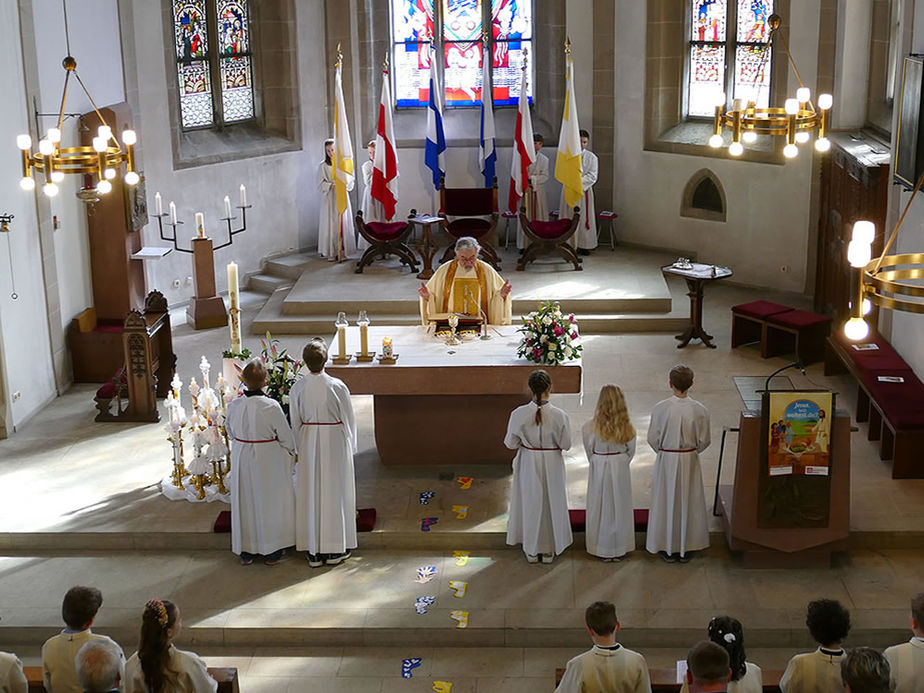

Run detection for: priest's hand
[[500, 280, 512, 299], [417, 282, 430, 300]]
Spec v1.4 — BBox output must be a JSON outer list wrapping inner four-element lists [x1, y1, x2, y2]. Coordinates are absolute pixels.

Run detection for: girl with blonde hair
[[582, 385, 637, 561]]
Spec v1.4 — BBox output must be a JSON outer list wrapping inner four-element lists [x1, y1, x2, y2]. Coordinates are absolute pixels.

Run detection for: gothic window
[[681, 169, 727, 221], [174, 0, 255, 130], [391, 0, 534, 108], [687, 0, 774, 118]]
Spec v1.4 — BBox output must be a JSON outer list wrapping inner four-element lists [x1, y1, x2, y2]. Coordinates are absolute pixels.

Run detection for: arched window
[[681, 169, 727, 222], [173, 0, 255, 130], [391, 0, 534, 108], [687, 0, 775, 118]]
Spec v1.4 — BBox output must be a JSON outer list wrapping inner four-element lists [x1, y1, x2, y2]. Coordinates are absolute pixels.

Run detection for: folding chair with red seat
[[517, 206, 582, 271], [354, 210, 419, 274]]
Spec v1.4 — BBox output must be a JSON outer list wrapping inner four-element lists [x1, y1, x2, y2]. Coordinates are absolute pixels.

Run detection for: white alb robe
[[556, 644, 651, 693], [42, 630, 123, 693], [290, 371, 358, 555], [559, 148, 598, 249], [317, 161, 358, 260], [780, 648, 846, 693], [360, 159, 385, 223], [582, 422, 636, 558], [419, 259, 512, 325], [225, 393, 296, 556], [124, 646, 217, 693], [885, 638, 924, 693], [0, 652, 27, 693], [680, 661, 762, 693], [645, 395, 710, 557], [517, 152, 550, 248], [505, 401, 573, 556]]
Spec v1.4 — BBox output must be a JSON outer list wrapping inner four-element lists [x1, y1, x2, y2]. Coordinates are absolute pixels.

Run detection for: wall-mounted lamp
[[0, 214, 12, 233]]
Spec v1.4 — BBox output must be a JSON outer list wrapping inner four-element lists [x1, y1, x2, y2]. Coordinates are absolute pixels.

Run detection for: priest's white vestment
[[289, 371, 358, 555], [645, 394, 710, 557], [505, 401, 573, 557], [360, 159, 385, 223], [582, 422, 637, 558], [559, 148, 598, 249], [419, 258, 512, 325], [555, 644, 651, 693], [885, 638, 924, 693], [225, 393, 296, 556], [779, 648, 846, 693], [317, 160, 357, 260], [124, 646, 217, 693]]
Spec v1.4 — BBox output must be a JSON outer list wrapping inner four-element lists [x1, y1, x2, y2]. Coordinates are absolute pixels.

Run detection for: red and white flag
[[372, 64, 399, 221], [508, 65, 536, 214]]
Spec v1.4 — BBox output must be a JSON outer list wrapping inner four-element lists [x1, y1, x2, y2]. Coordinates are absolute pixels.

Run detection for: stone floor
[[1, 248, 923, 691]]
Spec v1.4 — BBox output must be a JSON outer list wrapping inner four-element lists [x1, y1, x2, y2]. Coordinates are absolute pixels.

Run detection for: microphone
[[464, 286, 491, 340], [764, 361, 805, 392]]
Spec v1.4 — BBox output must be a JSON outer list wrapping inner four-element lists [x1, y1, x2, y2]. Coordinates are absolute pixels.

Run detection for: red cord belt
[[300, 421, 343, 426], [592, 450, 627, 456], [233, 438, 277, 444], [659, 447, 696, 453], [522, 445, 561, 451]]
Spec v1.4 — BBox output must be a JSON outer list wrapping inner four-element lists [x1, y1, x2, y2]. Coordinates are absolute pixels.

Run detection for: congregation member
[[505, 369, 572, 564], [360, 139, 385, 223], [559, 128, 598, 255], [74, 639, 123, 693], [417, 236, 513, 325], [124, 599, 216, 693], [43, 586, 123, 693], [317, 138, 357, 261], [582, 384, 637, 561], [780, 598, 851, 692], [884, 592, 924, 692], [841, 648, 891, 693], [556, 601, 651, 693], [225, 359, 296, 566], [645, 364, 711, 563], [685, 641, 732, 693], [681, 616, 762, 693], [0, 650, 27, 693], [290, 338, 358, 568]]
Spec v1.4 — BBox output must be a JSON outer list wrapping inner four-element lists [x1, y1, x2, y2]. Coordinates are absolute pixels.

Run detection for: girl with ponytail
[[680, 615, 762, 693], [504, 369, 573, 564]]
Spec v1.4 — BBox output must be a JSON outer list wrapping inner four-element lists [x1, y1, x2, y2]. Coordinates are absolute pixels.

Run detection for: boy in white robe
[[290, 338, 357, 567], [883, 592, 924, 693], [317, 138, 359, 261], [517, 133, 551, 250], [225, 359, 297, 566], [0, 651, 27, 693], [645, 364, 711, 562], [559, 129, 598, 254], [43, 586, 124, 693], [780, 598, 850, 693], [360, 140, 385, 223], [556, 601, 651, 693]]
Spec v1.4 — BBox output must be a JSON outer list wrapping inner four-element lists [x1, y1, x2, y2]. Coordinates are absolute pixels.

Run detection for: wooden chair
[[517, 206, 582, 271], [354, 210, 419, 274], [438, 175, 501, 269]]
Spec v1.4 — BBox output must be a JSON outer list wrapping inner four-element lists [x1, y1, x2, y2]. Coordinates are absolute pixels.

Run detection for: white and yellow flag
[[333, 61, 354, 216], [555, 53, 582, 209]]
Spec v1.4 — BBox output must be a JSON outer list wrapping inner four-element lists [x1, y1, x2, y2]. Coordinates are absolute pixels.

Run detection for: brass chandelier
[[708, 14, 832, 158]]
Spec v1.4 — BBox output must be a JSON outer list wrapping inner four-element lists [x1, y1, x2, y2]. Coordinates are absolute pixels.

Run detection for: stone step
[[263, 252, 316, 279], [248, 273, 293, 295]]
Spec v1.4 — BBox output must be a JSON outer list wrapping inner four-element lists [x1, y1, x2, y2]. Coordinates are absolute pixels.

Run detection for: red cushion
[[569, 508, 648, 533], [530, 219, 573, 239], [215, 508, 378, 534], [213, 510, 231, 533], [443, 187, 494, 214], [446, 218, 491, 237], [767, 309, 832, 329], [365, 221, 408, 241], [596, 211, 617, 219], [732, 301, 795, 319], [865, 370, 924, 428], [96, 382, 116, 399], [832, 330, 910, 371]]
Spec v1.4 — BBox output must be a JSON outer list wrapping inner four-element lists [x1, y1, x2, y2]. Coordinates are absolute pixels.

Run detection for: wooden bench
[[24, 665, 239, 692], [731, 301, 831, 365], [556, 666, 783, 691], [825, 329, 924, 478]]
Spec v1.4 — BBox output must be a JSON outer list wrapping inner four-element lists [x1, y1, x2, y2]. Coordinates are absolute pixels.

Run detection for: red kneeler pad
[[569, 508, 649, 533], [213, 508, 377, 533]]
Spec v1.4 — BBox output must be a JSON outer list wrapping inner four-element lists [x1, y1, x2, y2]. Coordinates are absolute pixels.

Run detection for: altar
[[326, 325, 583, 465]]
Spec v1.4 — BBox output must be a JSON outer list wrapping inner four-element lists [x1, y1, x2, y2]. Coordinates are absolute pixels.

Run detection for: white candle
[[195, 212, 204, 238], [169, 201, 177, 225], [227, 261, 241, 353], [240, 184, 247, 207], [155, 192, 162, 216], [224, 195, 232, 219]]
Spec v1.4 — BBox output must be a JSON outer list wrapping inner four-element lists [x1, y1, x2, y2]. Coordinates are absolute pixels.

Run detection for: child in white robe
[[225, 359, 296, 566], [360, 140, 385, 223], [680, 616, 762, 693], [123, 599, 216, 693], [884, 592, 924, 693], [645, 364, 711, 562], [290, 338, 357, 567], [317, 138, 358, 261], [559, 129, 598, 253], [582, 385, 637, 561], [0, 651, 26, 693], [505, 369, 573, 563], [517, 133, 551, 250], [780, 598, 850, 693]]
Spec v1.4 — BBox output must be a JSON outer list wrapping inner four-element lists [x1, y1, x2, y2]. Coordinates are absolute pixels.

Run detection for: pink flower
[[570, 332, 578, 340], [569, 314, 576, 323], [553, 326, 564, 336]]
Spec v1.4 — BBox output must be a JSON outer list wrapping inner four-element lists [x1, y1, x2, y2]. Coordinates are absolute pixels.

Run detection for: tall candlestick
[[169, 201, 177, 225], [240, 184, 247, 207], [195, 212, 205, 238], [155, 192, 163, 216], [337, 326, 347, 359], [224, 195, 232, 219], [360, 324, 369, 355], [227, 261, 241, 353]]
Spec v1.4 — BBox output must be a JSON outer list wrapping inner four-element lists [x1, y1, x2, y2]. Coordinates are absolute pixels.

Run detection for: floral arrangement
[[260, 332, 301, 417], [221, 346, 252, 360], [516, 301, 582, 365]]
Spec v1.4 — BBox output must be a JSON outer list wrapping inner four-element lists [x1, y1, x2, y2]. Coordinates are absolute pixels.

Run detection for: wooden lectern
[[186, 237, 228, 329]]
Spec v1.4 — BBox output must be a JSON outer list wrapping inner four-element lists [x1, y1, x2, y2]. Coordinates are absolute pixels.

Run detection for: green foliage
[[259, 332, 301, 417]]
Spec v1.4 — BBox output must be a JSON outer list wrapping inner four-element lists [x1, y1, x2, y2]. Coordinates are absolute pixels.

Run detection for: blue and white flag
[[425, 45, 446, 190], [479, 52, 496, 188]]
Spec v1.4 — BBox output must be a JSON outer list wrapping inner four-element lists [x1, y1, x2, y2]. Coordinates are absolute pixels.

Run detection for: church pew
[[555, 666, 783, 691], [24, 665, 239, 692]]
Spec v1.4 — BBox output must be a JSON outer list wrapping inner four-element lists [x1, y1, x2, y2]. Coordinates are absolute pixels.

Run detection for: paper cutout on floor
[[451, 504, 469, 519], [449, 609, 469, 628], [402, 657, 422, 678], [456, 476, 473, 490], [415, 596, 436, 614], [449, 580, 467, 598], [452, 550, 470, 566], [419, 491, 436, 505], [421, 517, 439, 532], [415, 565, 438, 583], [433, 682, 453, 693]]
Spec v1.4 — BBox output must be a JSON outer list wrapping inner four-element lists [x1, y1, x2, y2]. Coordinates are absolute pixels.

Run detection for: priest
[[417, 236, 513, 325]]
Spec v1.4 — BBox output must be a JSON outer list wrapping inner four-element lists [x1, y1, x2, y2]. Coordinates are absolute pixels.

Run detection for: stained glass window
[[391, 0, 533, 108], [175, 1, 213, 129], [687, 0, 773, 118]]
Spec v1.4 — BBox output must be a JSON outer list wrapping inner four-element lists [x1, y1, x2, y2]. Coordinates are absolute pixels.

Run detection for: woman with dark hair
[[680, 616, 762, 693], [123, 600, 216, 692], [504, 369, 573, 564]]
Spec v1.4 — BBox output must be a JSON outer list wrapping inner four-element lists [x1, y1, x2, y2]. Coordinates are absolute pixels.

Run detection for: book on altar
[[428, 312, 484, 333]]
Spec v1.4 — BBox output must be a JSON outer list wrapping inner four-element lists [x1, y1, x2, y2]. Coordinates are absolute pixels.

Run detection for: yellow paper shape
[[452, 550, 470, 566], [433, 682, 453, 693], [456, 476, 473, 490], [452, 504, 469, 519], [449, 580, 467, 598], [450, 609, 469, 628]]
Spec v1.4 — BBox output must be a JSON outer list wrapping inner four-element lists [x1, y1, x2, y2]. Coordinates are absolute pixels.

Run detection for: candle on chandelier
[[224, 195, 232, 219], [169, 201, 177, 225], [240, 184, 247, 207], [155, 192, 163, 216], [195, 212, 205, 238]]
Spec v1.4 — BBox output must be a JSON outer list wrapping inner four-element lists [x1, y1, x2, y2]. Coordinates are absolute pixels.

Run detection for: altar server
[[0, 651, 28, 693], [360, 140, 385, 223], [517, 133, 550, 249], [645, 364, 711, 562], [559, 129, 598, 254], [225, 359, 296, 566], [124, 599, 216, 693], [417, 236, 512, 325], [290, 338, 357, 567], [883, 593, 924, 693], [582, 385, 637, 561], [317, 138, 357, 261], [780, 598, 850, 693], [505, 369, 573, 563]]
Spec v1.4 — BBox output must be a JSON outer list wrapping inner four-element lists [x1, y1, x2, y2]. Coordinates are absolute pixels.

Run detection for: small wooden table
[[409, 213, 443, 279], [662, 262, 733, 348]]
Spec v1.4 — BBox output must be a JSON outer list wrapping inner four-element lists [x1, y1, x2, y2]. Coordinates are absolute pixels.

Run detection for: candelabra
[[152, 187, 252, 254]]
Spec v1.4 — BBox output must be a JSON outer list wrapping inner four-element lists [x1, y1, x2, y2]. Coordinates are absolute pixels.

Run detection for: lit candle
[[195, 212, 205, 238], [227, 261, 241, 354], [240, 184, 247, 207], [169, 201, 177, 225], [155, 192, 163, 216], [224, 195, 232, 219], [382, 337, 393, 358]]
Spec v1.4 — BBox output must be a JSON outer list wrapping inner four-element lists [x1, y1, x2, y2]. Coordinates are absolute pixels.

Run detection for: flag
[[508, 66, 536, 213], [555, 54, 582, 209], [425, 45, 446, 190], [372, 64, 399, 221], [479, 52, 496, 188], [333, 61, 355, 217]]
